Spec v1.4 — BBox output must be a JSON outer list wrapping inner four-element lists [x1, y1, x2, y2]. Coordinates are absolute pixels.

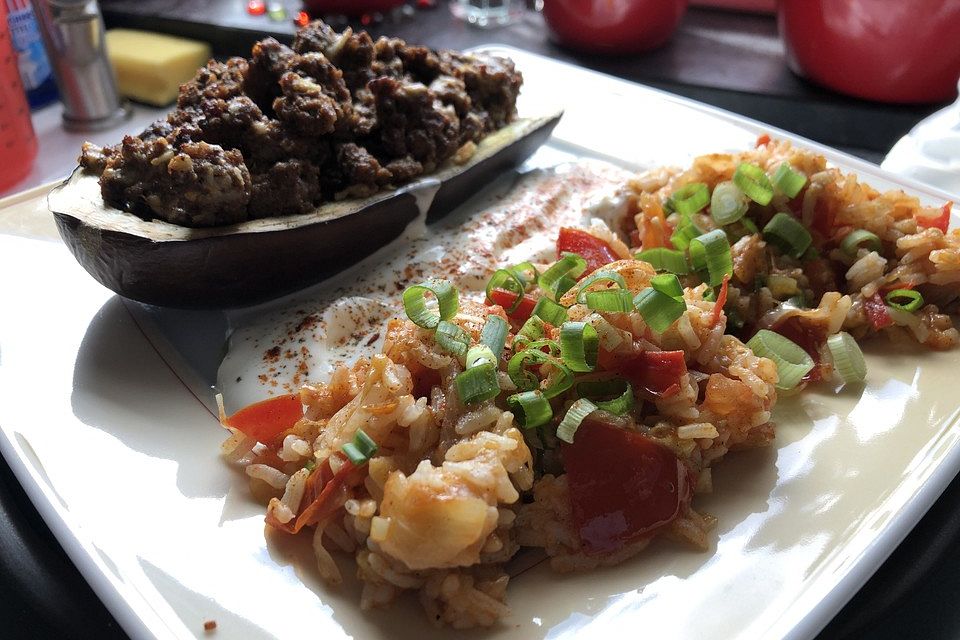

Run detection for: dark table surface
[[4, 2, 960, 639]]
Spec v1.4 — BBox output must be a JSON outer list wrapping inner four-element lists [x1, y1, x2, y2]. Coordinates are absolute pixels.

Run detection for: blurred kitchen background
[[2, 0, 959, 198]]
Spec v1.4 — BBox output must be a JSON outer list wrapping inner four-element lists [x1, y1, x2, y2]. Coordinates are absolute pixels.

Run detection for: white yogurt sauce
[[217, 159, 633, 410]]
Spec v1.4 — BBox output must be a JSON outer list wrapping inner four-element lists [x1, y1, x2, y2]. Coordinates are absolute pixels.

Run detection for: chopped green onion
[[479, 316, 509, 359], [741, 217, 759, 234], [465, 344, 496, 369], [402, 280, 459, 329], [514, 315, 546, 350], [559, 322, 599, 372], [576, 379, 635, 415], [341, 428, 379, 465], [556, 398, 598, 444], [670, 183, 710, 216], [575, 270, 632, 312], [507, 391, 553, 429], [840, 229, 882, 257], [802, 245, 820, 261], [710, 180, 749, 225], [703, 287, 716, 302], [762, 212, 812, 259], [304, 459, 317, 471], [689, 229, 734, 286], [826, 331, 866, 384], [670, 215, 703, 251], [435, 320, 470, 361], [634, 288, 686, 333], [532, 297, 568, 326], [635, 247, 690, 275], [485, 262, 536, 311], [585, 289, 634, 313], [575, 271, 627, 304], [733, 163, 774, 206], [651, 273, 684, 299], [884, 288, 924, 312], [772, 163, 807, 198], [454, 364, 500, 404], [507, 343, 572, 398], [539, 253, 587, 300], [747, 329, 814, 390]]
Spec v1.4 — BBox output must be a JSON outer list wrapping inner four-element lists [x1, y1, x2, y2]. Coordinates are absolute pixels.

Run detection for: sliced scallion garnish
[[772, 163, 807, 198], [840, 229, 881, 257], [479, 316, 509, 360], [650, 272, 684, 299], [402, 279, 459, 329], [532, 296, 568, 326], [733, 162, 774, 206], [575, 271, 627, 304], [507, 391, 553, 429], [559, 321, 599, 372], [762, 212, 812, 259], [454, 363, 500, 404], [539, 253, 587, 300], [710, 180, 749, 225], [670, 214, 703, 251], [556, 398, 598, 444], [514, 315, 546, 350], [341, 428, 379, 465], [435, 320, 470, 361], [747, 329, 814, 390], [670, 183, 710, 216], [633, 288, 686, 333], [884, 288, 923, 312], [585, 289, 634, 313], [575, 379, 635, 415], [507, 342, 572, 398], [689, 229, 734, 286], [826, 331, 866, 384], [635, 247, 691, 275]]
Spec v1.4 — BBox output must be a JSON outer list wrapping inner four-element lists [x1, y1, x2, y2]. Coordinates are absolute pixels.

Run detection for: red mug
[[542, 0, 689, 55], [779, 0, 960, 104]]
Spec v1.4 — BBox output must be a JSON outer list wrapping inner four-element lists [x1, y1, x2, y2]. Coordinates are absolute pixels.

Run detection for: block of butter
[[105, 29, 212, 107]]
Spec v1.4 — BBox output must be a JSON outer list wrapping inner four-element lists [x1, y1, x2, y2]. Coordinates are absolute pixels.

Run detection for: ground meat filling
[[78, 19, 523, 228]]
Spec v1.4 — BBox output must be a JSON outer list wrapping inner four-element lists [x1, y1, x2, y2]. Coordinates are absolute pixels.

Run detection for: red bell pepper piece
[[616, 350, 687, 398], [864, 292, 893, 330], [562, 417, 692, 554], [223, 393, 303, 445], [755, 133, 771, 147], [556, 227, 619, 276], [918, 202, 952, 234], [486, 287, 538, 322], [266, 456, 358, 534], [711, 275, 730, 327]]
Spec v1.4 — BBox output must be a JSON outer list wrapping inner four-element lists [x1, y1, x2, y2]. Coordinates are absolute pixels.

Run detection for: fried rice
[[219, 138, 959, 628]]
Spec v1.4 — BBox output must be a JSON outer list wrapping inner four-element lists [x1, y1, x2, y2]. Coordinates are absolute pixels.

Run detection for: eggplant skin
[[49, 111, 561, 309], [53, 192, 419, 309]]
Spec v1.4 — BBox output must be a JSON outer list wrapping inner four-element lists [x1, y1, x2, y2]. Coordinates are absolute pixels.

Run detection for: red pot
[[542, 0, 689, 55], [303, 0, 405, 16], [778, 0, 960, 104]]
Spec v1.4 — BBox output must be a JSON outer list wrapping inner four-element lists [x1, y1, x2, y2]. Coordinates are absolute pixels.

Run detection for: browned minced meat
[[78, 20, 522, 228]]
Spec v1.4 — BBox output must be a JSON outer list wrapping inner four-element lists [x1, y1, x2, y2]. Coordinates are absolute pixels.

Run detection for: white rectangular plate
[[0, 47, 958, 640]]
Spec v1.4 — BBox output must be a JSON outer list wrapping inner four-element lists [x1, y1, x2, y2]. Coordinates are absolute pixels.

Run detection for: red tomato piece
[[486, 288, 537, 322], [616, 350, 688, 397], [562, 417, 691, 554], [556, 227, 619, 276], [864, 293, 893, 330], [223, 393, 303, 445], [918, 202, 952, 234], [756, 133, 771, 147]]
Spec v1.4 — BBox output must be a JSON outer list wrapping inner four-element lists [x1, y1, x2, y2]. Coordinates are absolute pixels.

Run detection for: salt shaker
[[30, 0, 128, 131]]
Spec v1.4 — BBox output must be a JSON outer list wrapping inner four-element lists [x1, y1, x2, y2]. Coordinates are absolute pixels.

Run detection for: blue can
[[5, 0, 57, 108]]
